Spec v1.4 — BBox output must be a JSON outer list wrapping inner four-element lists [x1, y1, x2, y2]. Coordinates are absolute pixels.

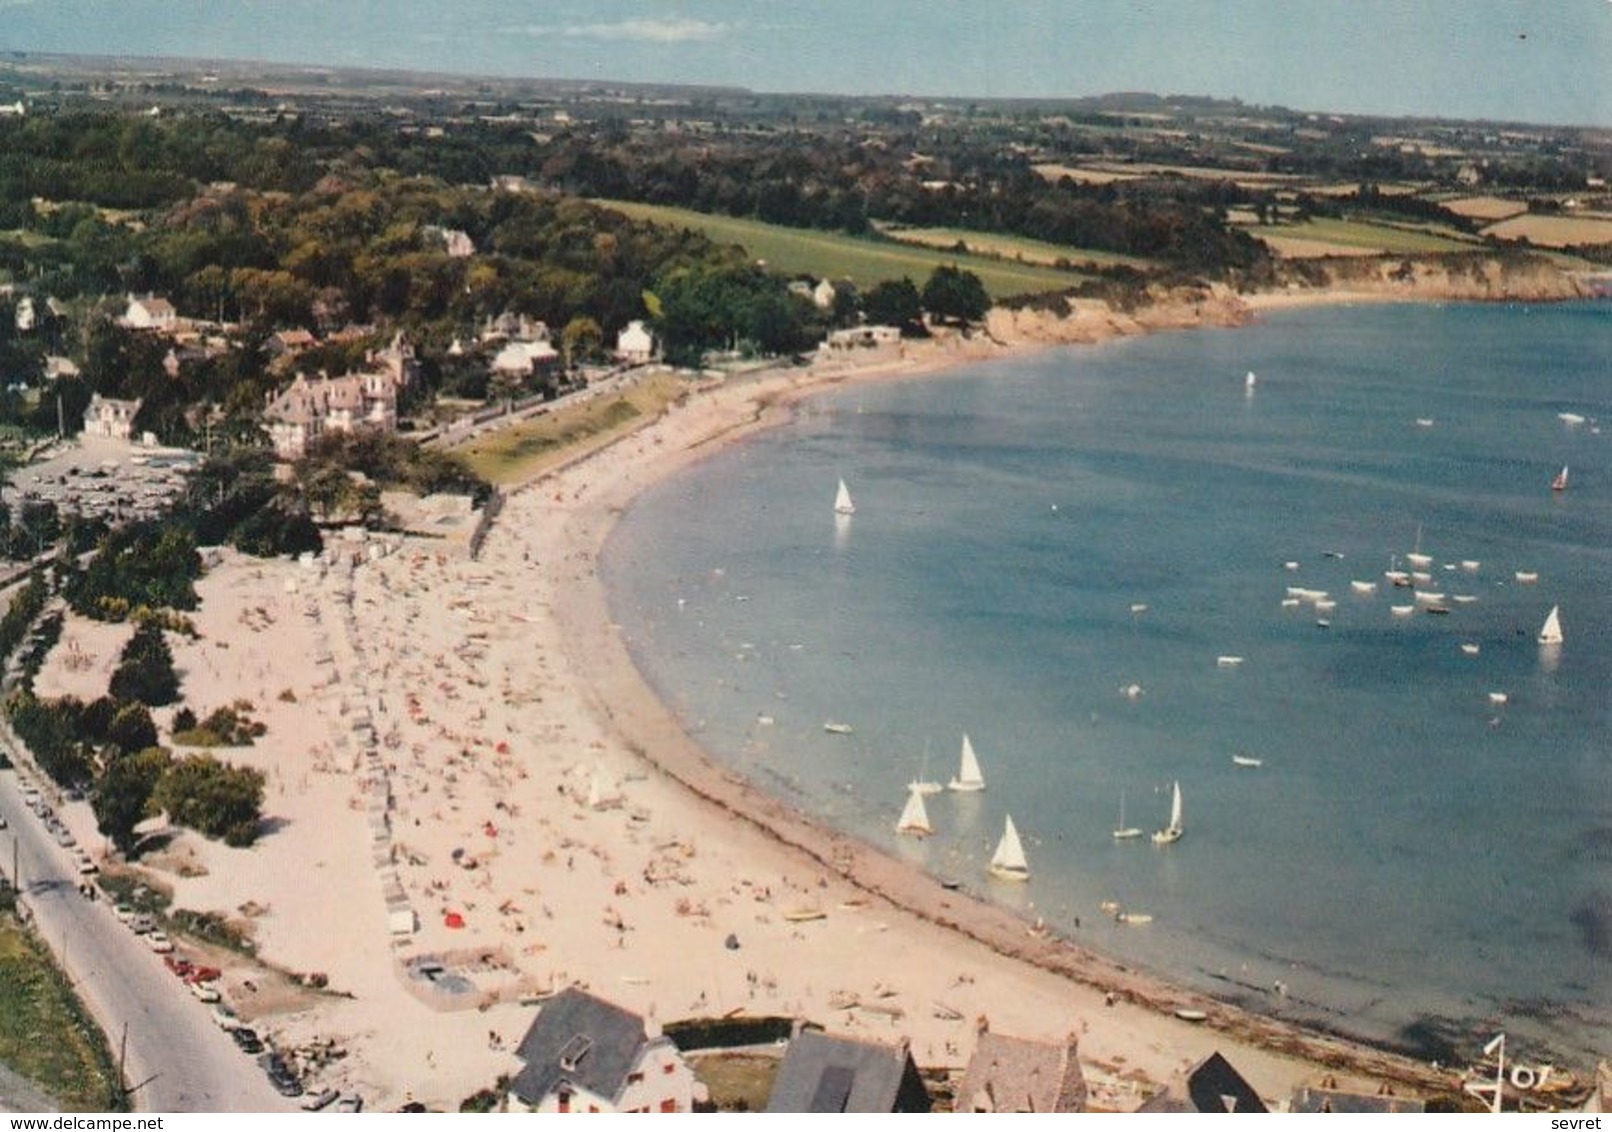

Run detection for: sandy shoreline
[[35, 280, 1595, 1111]]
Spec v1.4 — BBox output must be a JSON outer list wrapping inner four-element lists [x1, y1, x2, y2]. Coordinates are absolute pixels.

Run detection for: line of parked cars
[[14, 767, 355, 1110]]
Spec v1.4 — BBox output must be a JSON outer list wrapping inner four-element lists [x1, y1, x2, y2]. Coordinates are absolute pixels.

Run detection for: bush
[[152, 754, 265, 847], [108, 622, 180, 707]]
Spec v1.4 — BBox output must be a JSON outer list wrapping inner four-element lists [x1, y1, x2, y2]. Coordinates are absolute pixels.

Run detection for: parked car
[[189, 982, 221, 1004], [145, 931, 174, 954], [332, 1093, 363, 1113], [130, 914, 156, 935], [112, 903, 135, 923], [231, 1028, 264, 1055], [210, 1006, 240, 1032]]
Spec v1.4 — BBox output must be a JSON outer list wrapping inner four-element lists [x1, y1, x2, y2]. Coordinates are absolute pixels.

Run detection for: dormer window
[[558, 1035, 593, 1072]]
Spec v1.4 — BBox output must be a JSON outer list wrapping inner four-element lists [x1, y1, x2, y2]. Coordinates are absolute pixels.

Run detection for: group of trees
[[0, 558, 266, 853]]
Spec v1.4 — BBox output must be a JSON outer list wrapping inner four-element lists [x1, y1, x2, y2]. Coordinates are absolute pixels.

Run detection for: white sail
[[896, 786, 932, 836], [1151, 781, 1184, 845], [1539, 604, 1563, 645], [948, 733, 986, 791], [834, 478, 856, 515], [989, 814, 1029, 880]]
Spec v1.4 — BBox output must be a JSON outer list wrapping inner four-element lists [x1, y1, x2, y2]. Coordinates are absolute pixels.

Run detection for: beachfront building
[[263, 333, 417, 460], [263, 370, 398, 460], [764, 1028, 931, 1114], [818, 325, 902, 361], [490, 338, 561, 382], [506, 987, 699, 1113], [954, 1024, 1087, 1113], [615, 320, 654, 365], [1136, 1050, 1268, 1114], [122, 293, 178, 332], [1288, 1078, 1426, 1114], [83, 394, 142, 441]]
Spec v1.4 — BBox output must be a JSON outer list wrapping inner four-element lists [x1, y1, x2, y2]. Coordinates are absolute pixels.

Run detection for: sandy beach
[[30, 287, 1515, 1111]]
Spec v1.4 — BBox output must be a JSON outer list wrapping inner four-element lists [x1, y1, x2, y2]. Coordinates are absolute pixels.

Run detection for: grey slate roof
[[765, 1030, 931, 1113], [954, 1031, 1087, 1113], [1137, 1051, 1268, 1114], [509, 987, 654, 1106], [1289, 1085, 1426, 1113]]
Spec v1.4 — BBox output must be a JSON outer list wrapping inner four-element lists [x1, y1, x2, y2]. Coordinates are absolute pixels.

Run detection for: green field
[[453, 371, 687, 486], [1248, 215, 1477, 255], [596, 201, 1089, 298], [876, 224, 1154, 271], [0, 912, 123, 1111]]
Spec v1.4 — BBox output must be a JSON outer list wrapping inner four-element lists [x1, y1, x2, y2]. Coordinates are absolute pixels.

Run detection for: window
[[662, 1063, 675, 1075], [627, 1072, 644, 1085], [660, 1098, 677, 1113]]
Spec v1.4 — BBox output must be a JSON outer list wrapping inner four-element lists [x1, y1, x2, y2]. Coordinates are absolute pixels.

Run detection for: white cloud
[[560, 18, 729, 44]]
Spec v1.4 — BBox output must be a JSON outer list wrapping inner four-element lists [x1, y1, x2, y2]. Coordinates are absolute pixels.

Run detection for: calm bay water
[[602, 301, 1612, 1065]]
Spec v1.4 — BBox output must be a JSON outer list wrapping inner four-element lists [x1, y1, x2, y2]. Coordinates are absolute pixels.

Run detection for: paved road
[[0, 765, 291, 1113]]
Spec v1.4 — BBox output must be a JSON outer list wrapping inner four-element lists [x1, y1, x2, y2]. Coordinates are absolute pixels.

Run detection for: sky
[[0, 0, 1608, 126]]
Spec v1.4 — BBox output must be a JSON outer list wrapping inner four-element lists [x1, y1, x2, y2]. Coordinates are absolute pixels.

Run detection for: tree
[[861, 277, 924, 334], [92, 746, 172, 854], [921, 265, 990, 325], [108, 622, 180, 706], [560, 315, 603, 369], [153, 754, 265, 847], [107, 701, 159, 754]]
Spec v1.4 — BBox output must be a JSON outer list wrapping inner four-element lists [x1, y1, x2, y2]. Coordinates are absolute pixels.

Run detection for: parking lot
[[3, 434, 201, 528]]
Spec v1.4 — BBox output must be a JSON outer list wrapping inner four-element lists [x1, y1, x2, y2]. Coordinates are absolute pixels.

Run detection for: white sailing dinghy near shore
[[834, 478, 856, 515], [896, 786, 933, 837], [1539, 605, 1563, 646], [989, 814, 1030, 881], [948, 734, 986, 792], [1152, 780, 1184, 845]]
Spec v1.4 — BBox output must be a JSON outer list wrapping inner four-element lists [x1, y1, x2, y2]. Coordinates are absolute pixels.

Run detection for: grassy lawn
[[454, 371, 689, 486], [1246, 215, 1478, 256], [0, 910, 123, 1111], [876, 224, 1153, 271], [595, 201, 1088, 299], [691, 1052, 781, 1113]]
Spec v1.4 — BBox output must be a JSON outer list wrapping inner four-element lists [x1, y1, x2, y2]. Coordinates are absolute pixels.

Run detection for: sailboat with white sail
[[1151, 781, 1184, 845], [895, 786, 932, 837], [1406, 524, 1432, 569], [908, 741, 942, 796], [1539, 605, 1563, 645], [1113, 792, 1143, 840], [989, 814, 1030, 881], [834, 478, 856, 515], [948, 734, 986, 792]]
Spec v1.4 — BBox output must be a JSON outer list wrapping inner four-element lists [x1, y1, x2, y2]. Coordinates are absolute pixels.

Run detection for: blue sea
[[602, 301, 1612, 1067]]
